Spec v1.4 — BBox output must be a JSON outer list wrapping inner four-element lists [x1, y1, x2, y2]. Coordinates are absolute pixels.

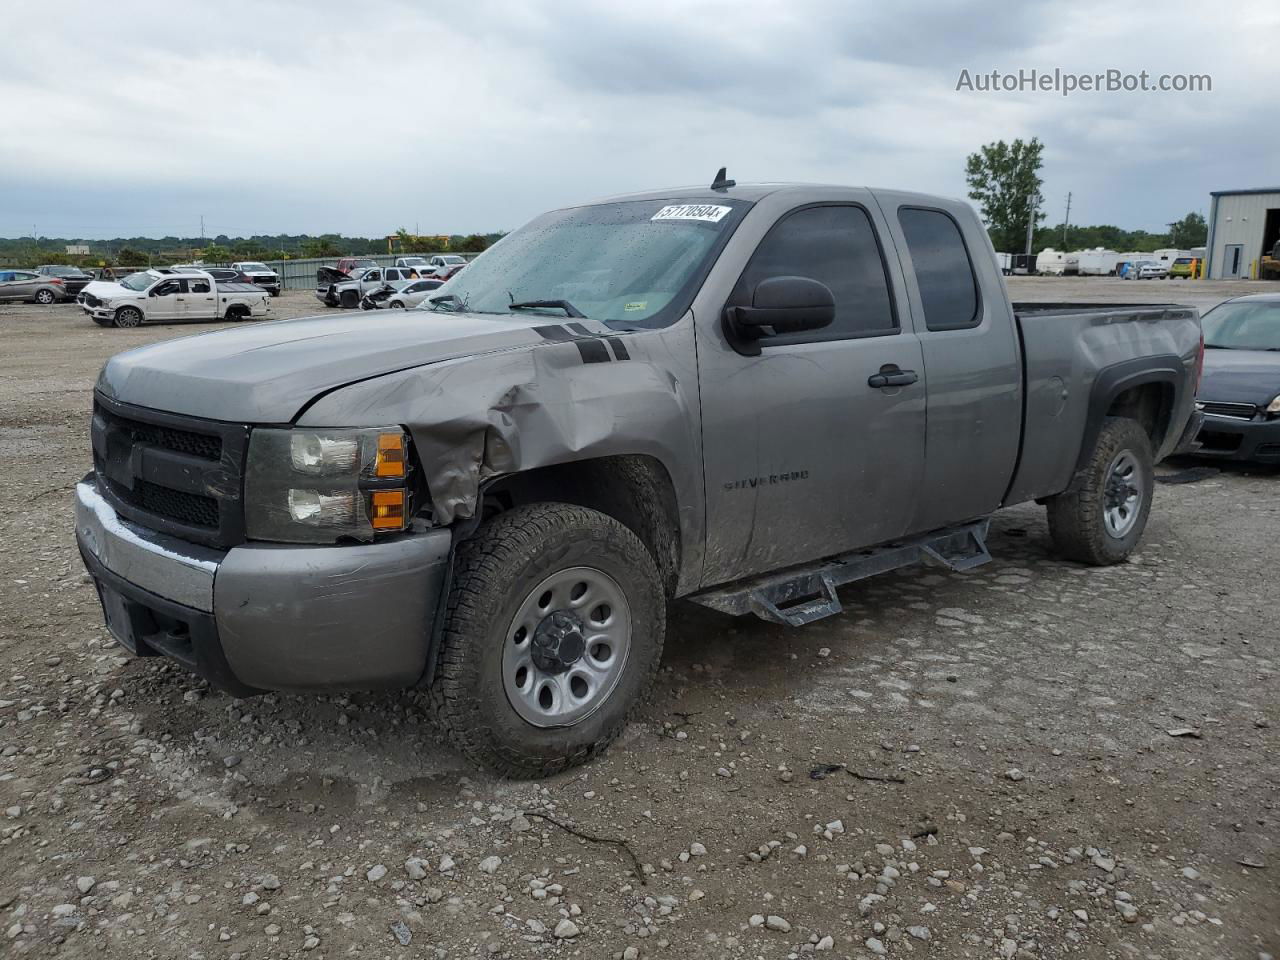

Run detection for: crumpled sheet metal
[[296, 339, 699, 528]]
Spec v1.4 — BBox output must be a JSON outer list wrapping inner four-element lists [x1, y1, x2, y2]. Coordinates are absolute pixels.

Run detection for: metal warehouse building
[[1205, 187, 1280, 279]]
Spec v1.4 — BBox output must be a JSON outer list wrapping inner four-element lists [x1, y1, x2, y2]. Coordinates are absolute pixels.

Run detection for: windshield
[[120, 272, 156, 291], [1202, 300, 1280, 350], [427, 198, 748, 327], [45, 266, 84, 277], [401, 257, 427, 265], [239, 262, 269, 271]]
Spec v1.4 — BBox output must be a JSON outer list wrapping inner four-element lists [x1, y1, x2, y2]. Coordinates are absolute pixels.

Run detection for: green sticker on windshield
[[624, 301, 648, 312]]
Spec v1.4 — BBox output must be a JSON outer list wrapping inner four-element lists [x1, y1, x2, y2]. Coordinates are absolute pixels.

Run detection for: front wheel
[[1046, 417, 1154, 565], [389, 300, 405, 308], [113, 306, 143, 328], [429, 503, 666, 778]]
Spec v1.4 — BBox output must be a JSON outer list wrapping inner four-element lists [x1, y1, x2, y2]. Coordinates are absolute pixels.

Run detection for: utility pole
[[1062, 192, 1072, 248], [200, 214, 205, 243], [1024, 197, 1036, 257]]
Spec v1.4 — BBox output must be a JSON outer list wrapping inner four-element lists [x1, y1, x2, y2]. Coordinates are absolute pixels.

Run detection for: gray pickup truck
[[75, 177, 1203, 777]]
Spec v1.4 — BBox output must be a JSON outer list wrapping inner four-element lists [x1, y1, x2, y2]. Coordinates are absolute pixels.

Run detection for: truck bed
[[1003, 302, 1201, 506]]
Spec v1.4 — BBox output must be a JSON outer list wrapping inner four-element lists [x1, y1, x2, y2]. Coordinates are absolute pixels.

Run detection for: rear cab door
[[872, 191, 1022, 532], [692, 188, 928, 586], [187, 276, 216, 318]]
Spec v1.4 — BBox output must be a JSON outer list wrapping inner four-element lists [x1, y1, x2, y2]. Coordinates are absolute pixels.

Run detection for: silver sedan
[[0, 269, 73, 304]]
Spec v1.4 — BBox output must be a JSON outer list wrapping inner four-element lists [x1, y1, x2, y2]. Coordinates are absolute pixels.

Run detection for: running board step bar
[[689, 519, 991, 627]]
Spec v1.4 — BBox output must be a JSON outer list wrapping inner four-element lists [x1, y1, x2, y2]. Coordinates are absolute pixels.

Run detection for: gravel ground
[[1, 280, 1277, 959]]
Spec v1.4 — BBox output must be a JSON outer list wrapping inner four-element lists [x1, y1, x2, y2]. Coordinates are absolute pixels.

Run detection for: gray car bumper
[[75, 478, 452, 693]]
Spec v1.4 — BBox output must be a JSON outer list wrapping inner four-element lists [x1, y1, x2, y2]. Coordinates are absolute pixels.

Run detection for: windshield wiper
[[427, 293, 464, 311], [508, 299, 586, 319]]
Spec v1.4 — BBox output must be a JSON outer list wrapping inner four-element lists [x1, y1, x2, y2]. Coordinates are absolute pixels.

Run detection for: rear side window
[[733, 204, 897, 343], [898, 207, 980, 331]]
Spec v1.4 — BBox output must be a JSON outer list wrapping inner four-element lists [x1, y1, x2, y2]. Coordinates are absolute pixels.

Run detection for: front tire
[[429, 503, 666, 778], [1046, 417, 1154, 565], [113, 306, 143, 328], [340, 289, 360, 309]]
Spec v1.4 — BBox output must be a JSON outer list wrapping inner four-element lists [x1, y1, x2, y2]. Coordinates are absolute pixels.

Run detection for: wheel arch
[[482, 454, 682, 598], [1074, 355, 1183, 477]]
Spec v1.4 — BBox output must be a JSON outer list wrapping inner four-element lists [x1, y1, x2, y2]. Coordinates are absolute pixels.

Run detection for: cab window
[[730, 204, 898, 344]]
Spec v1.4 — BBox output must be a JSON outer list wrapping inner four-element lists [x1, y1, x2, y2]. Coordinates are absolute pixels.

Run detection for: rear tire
[[1046, 417, 1154, 565], [35, 289, 56, 305], [225, 305, 249, 322], [113, 306, 143, 328], [429, 503, 666, 778]]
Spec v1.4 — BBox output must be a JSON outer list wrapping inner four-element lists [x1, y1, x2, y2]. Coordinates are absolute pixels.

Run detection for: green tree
[[965, 138, 1046, 253], [115, 247, 149, 267], [1168, 212, 1207, 249], [199, 243, 233, 264], [301, 235, 342, 258]]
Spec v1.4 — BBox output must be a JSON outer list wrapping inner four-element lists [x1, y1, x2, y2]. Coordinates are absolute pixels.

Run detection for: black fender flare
[[1073, 353, 1184, 477]]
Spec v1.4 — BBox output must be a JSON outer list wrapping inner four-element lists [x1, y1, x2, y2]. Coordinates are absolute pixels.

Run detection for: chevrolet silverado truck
[[79, 269, 272, 328], [75, 179, 1203, 777]]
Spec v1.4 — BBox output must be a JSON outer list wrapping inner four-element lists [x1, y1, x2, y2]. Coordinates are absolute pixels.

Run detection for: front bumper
[[1194, 412, 1280, 462], [75, 477, 453, 693]]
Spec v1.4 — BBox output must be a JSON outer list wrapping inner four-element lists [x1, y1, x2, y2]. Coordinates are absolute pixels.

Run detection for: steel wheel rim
[[1103, 450, 1143, 538], [502, 565, 632, 728]]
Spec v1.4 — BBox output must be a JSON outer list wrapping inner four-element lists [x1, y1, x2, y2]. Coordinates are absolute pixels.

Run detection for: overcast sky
[[0, 0, 1274, 240]]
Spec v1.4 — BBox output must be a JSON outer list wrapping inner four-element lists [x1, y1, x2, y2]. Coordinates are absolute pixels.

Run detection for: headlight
[[245, 427, 412, 544], [1267, 396, 1280, 416]]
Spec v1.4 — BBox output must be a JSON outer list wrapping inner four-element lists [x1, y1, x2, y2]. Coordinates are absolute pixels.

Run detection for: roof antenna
[[710, 166, 735, 191]]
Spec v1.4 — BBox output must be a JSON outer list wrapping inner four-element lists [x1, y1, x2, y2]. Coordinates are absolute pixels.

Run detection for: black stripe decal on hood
[[606, 337, 630, 361], [575, 339, 611, 364], [533, 324, 573, 342]]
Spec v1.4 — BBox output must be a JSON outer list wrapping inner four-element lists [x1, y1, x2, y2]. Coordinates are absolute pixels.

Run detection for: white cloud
[[0, 0, 1272, 238]]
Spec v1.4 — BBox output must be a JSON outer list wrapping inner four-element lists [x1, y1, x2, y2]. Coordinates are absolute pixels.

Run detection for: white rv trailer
[[1036, 248, 1079, 276], [1075, 248, 1122, 276]]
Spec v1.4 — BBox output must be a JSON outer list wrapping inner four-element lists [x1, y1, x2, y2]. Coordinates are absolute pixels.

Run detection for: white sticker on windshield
[[651, 204, 732, 223]]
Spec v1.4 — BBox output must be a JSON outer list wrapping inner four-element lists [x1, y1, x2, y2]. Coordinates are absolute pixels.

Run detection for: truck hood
[[81, 280, 131, 301], [1198, 348, 1280, 406], [96, 310, 573, 423]]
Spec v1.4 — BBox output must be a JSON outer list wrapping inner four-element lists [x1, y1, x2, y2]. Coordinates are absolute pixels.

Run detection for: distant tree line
[[965, 137, 1208, 255], [0, 231, 505, 269]]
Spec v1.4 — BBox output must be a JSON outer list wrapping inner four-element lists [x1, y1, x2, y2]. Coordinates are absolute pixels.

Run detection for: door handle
[[868, 366, 918, 388]]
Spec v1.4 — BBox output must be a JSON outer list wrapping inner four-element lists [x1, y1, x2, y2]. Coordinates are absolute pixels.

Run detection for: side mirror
[[725, 276, 835, 352]]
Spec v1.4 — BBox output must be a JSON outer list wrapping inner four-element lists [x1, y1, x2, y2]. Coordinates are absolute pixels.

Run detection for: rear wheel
[[113, 306, 143, 328], [429, 503, 665, 778], [1046, 417, 1154, 565], [35, 289, 56, 305], [225, 305, 249, 322]]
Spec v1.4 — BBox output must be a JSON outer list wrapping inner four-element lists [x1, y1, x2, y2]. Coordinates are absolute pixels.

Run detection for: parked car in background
[[73, 179, 1202, 776], [427, 254, 468, 276], [35, 265, 94, 296], [231, 261, 282, 296], [1124, 260, 1167, 280], [0, 269, 73, 304], [173, 264, 255, 285], [78, 269, 271, 328], [365, 277, 445, 309], [335, 257, 379, 275], [1167, 257, 1200, 279], [315, 266, 418, 308], [1193, 294, 1280, 462], [394, 256, 436, 277]]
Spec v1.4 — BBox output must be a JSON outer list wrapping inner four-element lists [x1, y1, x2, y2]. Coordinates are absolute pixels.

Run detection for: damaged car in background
[[316, 265, 418, 308], [75, 173, 1202, 778], [362, 277, 445, 310]]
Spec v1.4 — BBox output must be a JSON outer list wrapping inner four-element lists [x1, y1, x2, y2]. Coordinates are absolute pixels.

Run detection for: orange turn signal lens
[[369, 490, 406, 530], [374, 432, 407, 478]]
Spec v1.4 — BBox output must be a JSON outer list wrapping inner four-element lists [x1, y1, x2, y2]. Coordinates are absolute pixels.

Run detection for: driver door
[[148, 278, 185, 320], [694, 200, 927, 586]]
